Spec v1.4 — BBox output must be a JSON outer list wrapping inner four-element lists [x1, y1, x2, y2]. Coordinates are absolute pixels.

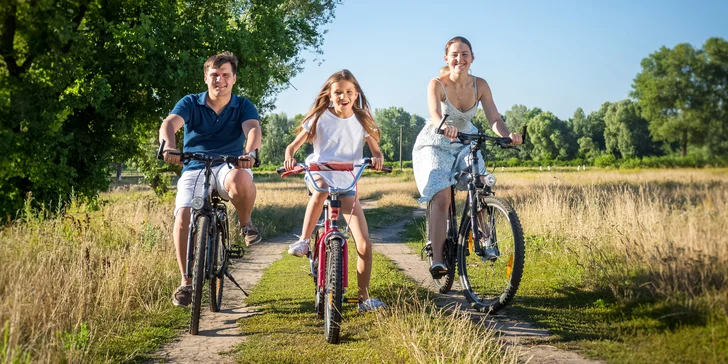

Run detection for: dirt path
[[149, 235, 291, 363], [369, 206, 602, 364], [150, 204, 600, 363]]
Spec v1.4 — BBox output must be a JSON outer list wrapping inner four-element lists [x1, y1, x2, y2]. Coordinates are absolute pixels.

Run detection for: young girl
[[283, 69, 386, 312]]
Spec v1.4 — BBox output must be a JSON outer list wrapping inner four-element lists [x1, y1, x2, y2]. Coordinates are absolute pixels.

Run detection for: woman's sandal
[[429, 263, 448, 279]]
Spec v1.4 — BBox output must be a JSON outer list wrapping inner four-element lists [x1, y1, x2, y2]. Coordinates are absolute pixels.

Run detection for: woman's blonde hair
[[298, 69, 380, 142]]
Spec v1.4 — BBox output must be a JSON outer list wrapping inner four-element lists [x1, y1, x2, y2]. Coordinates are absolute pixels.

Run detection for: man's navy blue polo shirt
[[169, 91, 259, 172]]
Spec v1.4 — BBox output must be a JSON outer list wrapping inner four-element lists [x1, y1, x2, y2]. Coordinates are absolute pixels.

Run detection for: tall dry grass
[[372, 290, 520, 364], [0, 173, 420, 362], [0, 193, 178, 362], [498, 169, 728, 310]]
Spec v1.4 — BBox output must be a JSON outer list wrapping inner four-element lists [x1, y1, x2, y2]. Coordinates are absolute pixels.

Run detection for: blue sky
[[270, 0, 728, 121]]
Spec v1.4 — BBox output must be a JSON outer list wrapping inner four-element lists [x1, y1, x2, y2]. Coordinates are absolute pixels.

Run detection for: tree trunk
[[681, 130, 688, 157]]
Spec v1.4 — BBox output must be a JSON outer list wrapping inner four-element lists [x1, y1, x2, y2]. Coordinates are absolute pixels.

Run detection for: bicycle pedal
[[228, 245, 245, 259]]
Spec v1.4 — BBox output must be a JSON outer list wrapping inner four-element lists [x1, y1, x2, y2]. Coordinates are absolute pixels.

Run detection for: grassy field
[[1, 168, 726, 362], [406, 168, 728, 362]]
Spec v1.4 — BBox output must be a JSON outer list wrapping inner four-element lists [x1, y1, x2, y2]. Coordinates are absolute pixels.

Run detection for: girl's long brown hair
[[297, 69, 380, 142]]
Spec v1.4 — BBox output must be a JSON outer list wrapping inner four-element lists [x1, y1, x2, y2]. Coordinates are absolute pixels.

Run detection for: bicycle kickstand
[[224, 270, 249, 297]]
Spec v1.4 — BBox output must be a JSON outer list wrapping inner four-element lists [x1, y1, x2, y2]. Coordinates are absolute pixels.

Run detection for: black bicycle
[[157, 140, 250, 335], [422, 115, 525, 314]]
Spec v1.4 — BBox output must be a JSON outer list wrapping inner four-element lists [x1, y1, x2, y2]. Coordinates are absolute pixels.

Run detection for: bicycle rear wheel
[[425, 200, 456, 293], [209, 216, 226, 312], [323, 237, 343, 344], [190, 215, 209, 335], [458, 196, 524, 314]]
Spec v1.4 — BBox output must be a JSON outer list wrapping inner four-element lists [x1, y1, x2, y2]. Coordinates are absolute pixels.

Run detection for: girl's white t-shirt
[[303, 109, 370, 189]]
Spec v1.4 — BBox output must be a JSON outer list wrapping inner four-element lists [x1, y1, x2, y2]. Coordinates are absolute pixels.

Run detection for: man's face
[[204, 62, 236, 98]]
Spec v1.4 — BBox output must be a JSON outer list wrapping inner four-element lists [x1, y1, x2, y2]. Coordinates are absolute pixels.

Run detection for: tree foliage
[[528, 111, 576, 161], [631, 37, 728, 156], [260, 112, 297, 165], [604, 100, 652, 158], [0, 0, 341, 218], [373, 107, 424, 161]]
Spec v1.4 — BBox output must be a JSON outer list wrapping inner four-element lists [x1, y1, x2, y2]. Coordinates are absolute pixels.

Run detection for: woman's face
[[445, 42, 474, 74]]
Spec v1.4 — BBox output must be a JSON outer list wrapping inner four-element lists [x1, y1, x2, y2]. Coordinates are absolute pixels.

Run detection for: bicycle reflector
[[483, 173, 497, 187], [191, 196, 204, 210]]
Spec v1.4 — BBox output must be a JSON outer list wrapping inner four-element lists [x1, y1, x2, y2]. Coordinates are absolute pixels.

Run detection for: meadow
[[0, 167, 726, 362]]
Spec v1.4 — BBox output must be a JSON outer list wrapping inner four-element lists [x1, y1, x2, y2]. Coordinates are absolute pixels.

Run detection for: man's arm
[[159, 114, 185, 165], [239, 119, 262, 168]]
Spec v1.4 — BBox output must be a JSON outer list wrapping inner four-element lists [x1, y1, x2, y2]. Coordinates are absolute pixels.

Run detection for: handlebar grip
[[157, 140, 166, 160], [381, 165, 393, 173], [276, 166, 286, 175], [435, 114, 449, 135]]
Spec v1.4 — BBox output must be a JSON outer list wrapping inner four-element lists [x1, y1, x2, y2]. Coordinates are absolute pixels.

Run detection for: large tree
[[574, 102, 609, 158], [0, 0, 340, 218], [604, 99, 652, 158], [631, 37, 728, 156], [528, 111, 576, 161]]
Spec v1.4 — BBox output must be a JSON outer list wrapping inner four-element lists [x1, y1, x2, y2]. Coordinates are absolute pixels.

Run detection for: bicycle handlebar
[[157, 139, 253, 165], [434, 114, 527, 149], [276, 158, 392, 194]]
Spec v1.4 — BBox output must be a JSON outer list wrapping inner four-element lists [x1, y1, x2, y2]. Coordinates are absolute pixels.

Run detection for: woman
[[412, 36, 523, 278]]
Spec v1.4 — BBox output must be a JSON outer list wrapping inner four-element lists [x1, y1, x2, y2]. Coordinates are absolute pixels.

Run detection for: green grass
[[234, 244, 427, 362], [404, 214, 728, 363], [232, 206, 517, 363], [95, 308, 189, 363]]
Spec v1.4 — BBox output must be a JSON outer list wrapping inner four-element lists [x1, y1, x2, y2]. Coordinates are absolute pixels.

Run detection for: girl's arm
[[284, 129, 309, 171], [477, 78, 523, 145], [365, 136, 384, 171]]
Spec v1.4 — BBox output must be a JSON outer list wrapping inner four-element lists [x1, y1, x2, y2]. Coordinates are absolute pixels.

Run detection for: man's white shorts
[[174, 164, 253, 216]]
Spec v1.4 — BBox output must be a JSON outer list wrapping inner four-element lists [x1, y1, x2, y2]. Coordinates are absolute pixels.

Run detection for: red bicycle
[[277, 158, 391, 343]]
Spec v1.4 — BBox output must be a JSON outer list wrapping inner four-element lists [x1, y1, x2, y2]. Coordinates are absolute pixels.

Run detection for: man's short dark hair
[[204, 51, 238, 75]]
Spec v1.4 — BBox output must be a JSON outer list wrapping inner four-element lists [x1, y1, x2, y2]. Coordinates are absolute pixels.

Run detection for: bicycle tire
[[311, 226, 325, 320], [190, 215, 209, 335], [458, 196, 524, 314], [209, 216, 226, 312], [425, 200, 456, 293], [323, 237, 343, 344]]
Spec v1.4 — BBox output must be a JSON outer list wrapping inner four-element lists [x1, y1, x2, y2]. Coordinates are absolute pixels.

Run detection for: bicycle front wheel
[[209, 219, 225, 312], [190, 215, 209, 335], [458, 196, 524, 314], [323, 237, 343, 344]]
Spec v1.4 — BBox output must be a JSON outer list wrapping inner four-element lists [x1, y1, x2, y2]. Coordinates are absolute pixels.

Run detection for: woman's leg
[[429, 187, 452, 266], [340, 196, 372, 301]]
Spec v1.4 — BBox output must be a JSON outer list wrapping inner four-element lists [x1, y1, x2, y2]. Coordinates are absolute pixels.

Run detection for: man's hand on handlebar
[[236, 155, 255, 169], [162, 149, 183, 166]]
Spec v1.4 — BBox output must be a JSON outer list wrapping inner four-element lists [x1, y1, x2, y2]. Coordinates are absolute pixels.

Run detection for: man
[[159, 51, 262, 307]]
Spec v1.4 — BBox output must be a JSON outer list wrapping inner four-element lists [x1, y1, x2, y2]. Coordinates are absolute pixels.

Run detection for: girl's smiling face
[[329, 80, 359, 116]]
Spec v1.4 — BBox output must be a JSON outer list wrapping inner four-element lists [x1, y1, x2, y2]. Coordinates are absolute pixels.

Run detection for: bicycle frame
[[302, 163, 371, 290]]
